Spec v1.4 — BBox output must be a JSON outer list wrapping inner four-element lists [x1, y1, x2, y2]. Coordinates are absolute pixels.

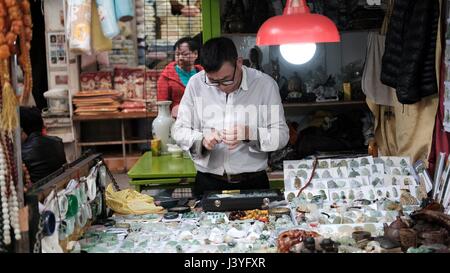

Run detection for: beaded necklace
[[23, 164, 32, 193], [0, 133, 21, 245], [0, 0, 30, 249], [0, 136, 11, 245], [0, 189, 4, 252]]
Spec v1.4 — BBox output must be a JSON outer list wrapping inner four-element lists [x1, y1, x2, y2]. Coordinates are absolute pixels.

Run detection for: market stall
[[26, 153, 110, 253], [59, 155, 450, 253], [11, 0, 450, 255]]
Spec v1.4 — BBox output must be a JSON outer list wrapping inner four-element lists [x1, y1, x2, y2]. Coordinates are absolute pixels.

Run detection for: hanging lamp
[[256, 0, 340, 65]]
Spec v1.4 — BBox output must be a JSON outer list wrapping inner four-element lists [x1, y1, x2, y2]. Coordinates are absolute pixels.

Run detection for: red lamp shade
[[256, 0, 340, 46]]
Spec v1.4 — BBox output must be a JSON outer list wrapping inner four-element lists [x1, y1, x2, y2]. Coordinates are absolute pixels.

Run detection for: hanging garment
[[95, 0, 120, 39], [362, 32, 395, 106], [381, 0, 440, 104], [91, 0, 113, 52], [366, 0, 399, 156], [428, 67, 449, 177], [367, 95, 439, 164], [68, 0, 92, 55], [114, 0, 134, 22], [367, 102, 398, 156], [370, 0, 441, 163], [429, 0, 450, 177]]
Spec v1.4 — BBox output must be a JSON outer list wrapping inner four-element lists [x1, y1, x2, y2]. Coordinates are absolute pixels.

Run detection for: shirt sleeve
[[249, 77, 289, 153], [172, 80, 211, 167]]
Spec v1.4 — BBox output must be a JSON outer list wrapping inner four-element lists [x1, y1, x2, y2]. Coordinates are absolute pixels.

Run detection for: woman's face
[[175, 43, 198, 70]]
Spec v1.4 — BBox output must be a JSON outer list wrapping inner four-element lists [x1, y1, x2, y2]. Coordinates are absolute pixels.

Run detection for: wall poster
[[47, 31, 68, 68]]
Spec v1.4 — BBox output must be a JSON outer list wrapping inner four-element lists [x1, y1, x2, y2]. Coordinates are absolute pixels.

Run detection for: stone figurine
[[270, 58, 287, 100], [249, 47, 262, 71]]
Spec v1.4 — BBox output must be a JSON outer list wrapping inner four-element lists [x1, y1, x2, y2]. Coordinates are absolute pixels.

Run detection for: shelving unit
[[283, 100, 367, 109], [72, 112, 157, 121], [73, 112, 157, 172], [222, 33, 256, 37], [282, 100, 368, 115], [283, 100, 366, 108]]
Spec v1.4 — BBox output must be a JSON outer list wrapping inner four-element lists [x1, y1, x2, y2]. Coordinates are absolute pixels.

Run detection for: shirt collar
[[239, 66, 249, 91]]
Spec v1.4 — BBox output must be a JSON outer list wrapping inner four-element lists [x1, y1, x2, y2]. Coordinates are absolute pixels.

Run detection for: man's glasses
[[204, 64, 236, 87]]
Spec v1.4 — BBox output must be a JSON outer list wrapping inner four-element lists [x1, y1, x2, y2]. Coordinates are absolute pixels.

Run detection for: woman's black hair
[[200, 37, 237, 73], [174, 37, 200, 53]]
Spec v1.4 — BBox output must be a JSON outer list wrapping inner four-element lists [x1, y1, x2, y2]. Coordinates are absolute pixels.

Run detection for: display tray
[[202, 189, 284, 212]]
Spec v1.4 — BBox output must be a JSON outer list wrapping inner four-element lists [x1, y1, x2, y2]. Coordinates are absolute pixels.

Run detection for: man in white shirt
[[172, 37, 289, 197]]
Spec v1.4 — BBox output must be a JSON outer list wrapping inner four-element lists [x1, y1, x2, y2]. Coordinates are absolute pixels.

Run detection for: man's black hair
[[200, 37, 237, 73], [20, 106, 44, 136], [174, 36, 200, 53]]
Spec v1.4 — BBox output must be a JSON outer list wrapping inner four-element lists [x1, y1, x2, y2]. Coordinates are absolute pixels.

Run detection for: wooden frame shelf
[[283, 100, 368, 113], [222, 33, 257, 37], [283, 100, 367, 108], [77, 139, 149, 147], [73, 112, 155, 171], [73, 112, 157, 121]]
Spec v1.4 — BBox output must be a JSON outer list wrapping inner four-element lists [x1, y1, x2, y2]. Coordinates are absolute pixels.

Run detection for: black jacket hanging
[[380, 0, 439, 104]]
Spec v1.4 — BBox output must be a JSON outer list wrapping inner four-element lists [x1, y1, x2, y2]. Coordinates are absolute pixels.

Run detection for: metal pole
[[10, 55, 24, 207], [121, 120, 127, 171], [11, 51, 29, 253]]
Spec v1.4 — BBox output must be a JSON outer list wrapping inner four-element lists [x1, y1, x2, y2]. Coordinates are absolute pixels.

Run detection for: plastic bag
[[105, 184, 164, 215], [68, 0, 92, 55]]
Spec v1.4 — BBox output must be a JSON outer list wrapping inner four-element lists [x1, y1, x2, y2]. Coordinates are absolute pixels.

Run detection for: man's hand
[[202, 129, 222, 151], [222, 125, 249, 150]]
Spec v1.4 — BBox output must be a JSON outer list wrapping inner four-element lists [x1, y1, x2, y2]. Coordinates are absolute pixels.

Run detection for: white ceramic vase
[[152, 101, 175, 153]]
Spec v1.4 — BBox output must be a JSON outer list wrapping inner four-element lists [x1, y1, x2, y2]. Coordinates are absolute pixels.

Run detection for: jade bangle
[[66, 195, 79, 218]]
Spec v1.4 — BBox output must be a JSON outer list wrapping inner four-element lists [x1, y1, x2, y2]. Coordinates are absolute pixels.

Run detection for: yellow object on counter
[[343, 82, 352, 101], [151, 139, 161, 157], [105, 184, 164, 215]]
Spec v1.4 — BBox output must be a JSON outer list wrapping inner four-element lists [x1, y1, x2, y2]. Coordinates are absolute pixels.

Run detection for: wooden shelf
[[125, 139, 150, 145], [340, 28, 381, 33], [77, 139, 149, 147], [222, 33, 256, 37], [283, 100, 367, 108], [74, 111, 155, 171], [73, 112, 157, 121]]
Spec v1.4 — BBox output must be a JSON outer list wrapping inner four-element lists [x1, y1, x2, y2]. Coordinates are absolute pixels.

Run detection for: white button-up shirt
[[172, 66, 289, 176]]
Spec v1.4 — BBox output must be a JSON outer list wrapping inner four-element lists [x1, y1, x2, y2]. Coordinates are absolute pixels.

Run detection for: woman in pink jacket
[[157, 37, 203, 117]]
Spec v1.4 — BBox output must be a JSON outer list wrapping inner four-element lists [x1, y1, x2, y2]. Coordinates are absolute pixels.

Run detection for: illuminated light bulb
[[279, 43, 317, 65]]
